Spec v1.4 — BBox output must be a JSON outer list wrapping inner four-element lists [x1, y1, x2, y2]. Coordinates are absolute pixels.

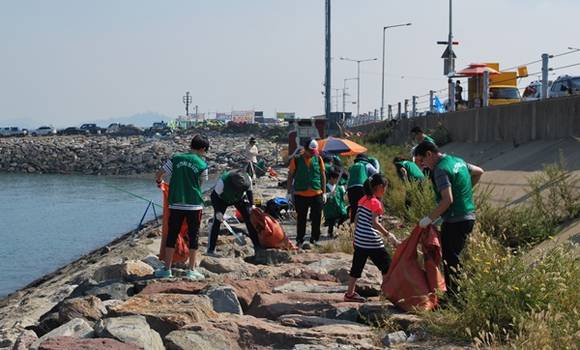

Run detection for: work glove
[[322, 193, 328, 204], [419, 216, 432, 228]]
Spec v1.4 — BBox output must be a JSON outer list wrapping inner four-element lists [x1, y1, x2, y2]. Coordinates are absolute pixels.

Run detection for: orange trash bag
[[158, 183, 190, 264], [250, 207, 297, 250], [382, 225, 446, 311]]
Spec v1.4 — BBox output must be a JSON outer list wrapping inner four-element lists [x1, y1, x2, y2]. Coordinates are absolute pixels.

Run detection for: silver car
[[549, 75, 580, 98]]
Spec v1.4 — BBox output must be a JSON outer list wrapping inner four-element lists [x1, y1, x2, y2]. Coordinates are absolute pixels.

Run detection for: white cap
[[308, 139, 318, 150]]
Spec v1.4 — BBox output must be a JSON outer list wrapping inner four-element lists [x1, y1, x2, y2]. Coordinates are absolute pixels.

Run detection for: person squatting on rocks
[[323, 167, 348, 238], [246, 137, 259, 180], [287, 139, 326, 249], [207, 170, 262, 256], [155, 134, 210, 280], [414, 141, 484, 294], [344, 173, 400, 303], [410, 126, 436, 146], [347, 154, 378, 223]]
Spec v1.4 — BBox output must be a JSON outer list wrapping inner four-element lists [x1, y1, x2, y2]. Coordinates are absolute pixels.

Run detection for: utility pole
[[182, 91, 192, 116], [541, 53, 549, 99], [325, 0, 331, 119]]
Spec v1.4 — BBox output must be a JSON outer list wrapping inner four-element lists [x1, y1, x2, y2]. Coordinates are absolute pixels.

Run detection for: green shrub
[[423, 229, 580, 348]]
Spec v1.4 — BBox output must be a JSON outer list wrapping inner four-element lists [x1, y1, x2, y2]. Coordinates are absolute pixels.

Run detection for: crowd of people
[[154, 128, 484, 302]]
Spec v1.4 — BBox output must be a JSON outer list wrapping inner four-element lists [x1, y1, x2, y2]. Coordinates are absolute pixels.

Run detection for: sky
[[1, 0, 579, 127]]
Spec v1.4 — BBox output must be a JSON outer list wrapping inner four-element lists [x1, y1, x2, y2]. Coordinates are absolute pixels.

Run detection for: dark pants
[[166, 209, 201, 250], [441, 220, 475, 294], [208, 191, 261, 253], [350, 246, 391, 278], [347, 187, 365, 223], [326, 214, 347, 237], [294, 194, 323, 244]]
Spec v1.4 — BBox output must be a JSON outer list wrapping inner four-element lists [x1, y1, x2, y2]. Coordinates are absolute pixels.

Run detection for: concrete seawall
[[352, 95, 580, 145]]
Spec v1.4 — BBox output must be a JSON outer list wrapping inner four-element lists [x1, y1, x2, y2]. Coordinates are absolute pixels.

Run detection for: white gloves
[[419, 216, 432, 228], [322, 193, 328, 204]]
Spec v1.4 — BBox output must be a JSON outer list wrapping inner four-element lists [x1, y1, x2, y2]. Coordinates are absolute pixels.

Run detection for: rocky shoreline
[[0, 133, 280, 176], [0, 166, 469, 350]]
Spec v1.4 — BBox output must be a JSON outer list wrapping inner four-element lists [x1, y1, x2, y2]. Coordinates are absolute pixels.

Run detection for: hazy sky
[[1, 0, 579, 127]]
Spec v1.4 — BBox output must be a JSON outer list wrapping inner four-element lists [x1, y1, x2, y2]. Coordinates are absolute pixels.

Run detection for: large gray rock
[[70, 279, 134, 301], [58, 296, 107, 323], [31, 318, 94, 350], [165, 330, 238, 350], [272, 281, 347, 294], [37, 337, 140, 350], [249, 248, 293, 265], [95, 315, 164, 350], [12, 329, 38, 350], [202, 285, 243, 315], [93, 261, 154, 282], [382, 330, 408, 347]]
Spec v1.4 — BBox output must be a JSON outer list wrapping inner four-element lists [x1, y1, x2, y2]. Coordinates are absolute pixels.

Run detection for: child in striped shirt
[[344, 173, 400, 303]]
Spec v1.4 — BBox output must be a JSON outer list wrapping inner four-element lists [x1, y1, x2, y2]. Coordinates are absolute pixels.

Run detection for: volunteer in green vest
[[347, 153, 378, 222], [414, 141, 484, 294], [287, 139, 326, 249], [207, 170, 261, 256], [323, 168, 348, 238], [155, 134, 210, 280], [393, 156, 425, 182], [410, 126, 436, 145]]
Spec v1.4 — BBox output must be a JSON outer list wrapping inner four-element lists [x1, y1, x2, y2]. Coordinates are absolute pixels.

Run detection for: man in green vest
[[287, 139, 326, 249], [393, 156, 425, 182], [414, 141, 484, 294], [410, 126, 436, 145], [155, 134, 210, 280], [207, 170, 261, 256], [347, 153, 378, 222]]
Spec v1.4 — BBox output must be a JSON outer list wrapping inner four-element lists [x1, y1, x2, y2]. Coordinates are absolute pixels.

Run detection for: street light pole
[[340, 57, 377, 117], [381, 23, 412, 120], [343, 77, 357, 113]]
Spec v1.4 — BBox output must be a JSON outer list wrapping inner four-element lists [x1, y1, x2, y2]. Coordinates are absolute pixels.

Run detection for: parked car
[[32, 126, 57, 136], [488, 86, 522, 106], [144, 121, 172, 136], [106, 123, 121, 134], [0, 127, 27, 137], [58, 127, 90, 136], [80, 123, 105, 134], [522, 81, 545, 101], [549, 75, 580, 98], [106, 123, 142, 136]]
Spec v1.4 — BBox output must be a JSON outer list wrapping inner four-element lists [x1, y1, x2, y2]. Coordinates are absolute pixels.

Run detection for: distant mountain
[[90, 112, 172, 128]]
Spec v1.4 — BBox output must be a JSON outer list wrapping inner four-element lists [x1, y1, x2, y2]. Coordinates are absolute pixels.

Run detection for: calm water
[[0, 173, 166, 298]]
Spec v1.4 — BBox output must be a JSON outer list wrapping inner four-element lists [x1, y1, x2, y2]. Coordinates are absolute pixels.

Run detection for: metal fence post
[[412, 96, 417, 117], [429, 90, 435, 113], [541, 53, 549, 99], [404, 99, 409, 118], [483, 70, 490, 107], [388, 104, 392, 120], [397, 102, 401, 119]]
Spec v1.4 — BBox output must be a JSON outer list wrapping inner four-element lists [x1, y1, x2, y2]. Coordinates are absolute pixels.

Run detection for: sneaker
[[310, 241, 322, 248], [185, 269, 205, 280], [154, 268, 172, 278], [344, 292, 366, 303], [301, 242, 312, 250]]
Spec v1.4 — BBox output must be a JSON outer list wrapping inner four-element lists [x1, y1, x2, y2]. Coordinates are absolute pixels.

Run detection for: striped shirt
[[354, 196, 385, 249]]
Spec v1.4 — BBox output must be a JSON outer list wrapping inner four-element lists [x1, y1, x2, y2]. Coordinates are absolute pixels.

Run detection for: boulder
[[93, 260, 154, 282], [202, 285, 243, 315], [279, 314, 362, 328], [137, 281, 207, 295], [248, 248, 293, 265], [382, 330, 408, 347], [199, 257, 259, 276], [246, 292, 350, 320], [109, 293, 218, 337], [272, 281, 347, 294], [35, 312, 61, 336], [165, 330, 239, 350], [94, 315, 164, 350], [141, 255, 165, 270], [357, 302, 398, 325], [70, 279, 134, 301], [58, 296, 107, 323], [31, 318, 94, 350], [37, 336, 140, 350], [12, 329, 38, 350]]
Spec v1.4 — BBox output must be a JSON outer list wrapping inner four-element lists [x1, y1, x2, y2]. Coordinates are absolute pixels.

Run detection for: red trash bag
[[382, 225, 446, 311], [158, 183, 190, 264], [250, 207, 297, 250]]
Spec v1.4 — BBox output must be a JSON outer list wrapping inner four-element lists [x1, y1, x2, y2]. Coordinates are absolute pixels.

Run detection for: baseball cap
[[308, 139, 319, 155]]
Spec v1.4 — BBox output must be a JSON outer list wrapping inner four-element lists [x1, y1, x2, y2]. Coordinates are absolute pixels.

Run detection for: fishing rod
[[104, 183, 162, 209]]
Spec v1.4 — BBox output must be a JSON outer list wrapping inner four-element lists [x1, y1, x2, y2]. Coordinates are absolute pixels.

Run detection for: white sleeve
[[366, 163, 378, 176], [214, 177, 224, 195]]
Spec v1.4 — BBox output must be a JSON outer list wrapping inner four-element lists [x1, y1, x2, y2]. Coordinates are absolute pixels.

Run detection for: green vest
[[424, 134, 436, 145], [400, 160, 425, 181], [168, 153, 208, 207], [434, 155, 475, 220], [294, 155, 322, 192], [324, 184, 347, 219], [219, 171, 247, 205], [348, 161, 368, 188]]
